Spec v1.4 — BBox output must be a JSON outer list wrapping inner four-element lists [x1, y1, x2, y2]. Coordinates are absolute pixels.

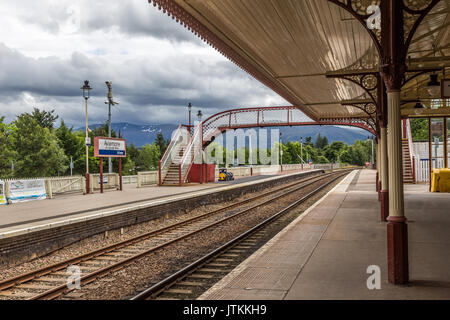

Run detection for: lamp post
[[197, 110, 203, 183], [81, 80, 92, 194], [105, 81, 119, 174], [188, 103, 192, 133], [368, 136, 374, 168], [300, 137, 303, 171], [279, 132, 283, 172]]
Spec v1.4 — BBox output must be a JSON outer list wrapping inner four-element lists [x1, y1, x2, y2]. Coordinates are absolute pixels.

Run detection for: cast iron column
[[380, 126, 389, 221], [380, 0, 408, 284]]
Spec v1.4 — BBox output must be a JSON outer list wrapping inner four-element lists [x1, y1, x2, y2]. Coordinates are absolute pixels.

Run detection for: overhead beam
[[275, 73, 326, 79], [409, 21, 450, 45]]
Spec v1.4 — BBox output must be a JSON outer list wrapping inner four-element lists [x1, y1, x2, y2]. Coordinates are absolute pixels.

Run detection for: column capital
[[380, 63, 406, 92]]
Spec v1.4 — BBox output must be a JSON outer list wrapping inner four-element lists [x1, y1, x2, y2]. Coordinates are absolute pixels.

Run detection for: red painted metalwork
[[201, 106, 376, 147], [100, 157, 103, 194], [86, 173, 90, 195], [119, 158, 123, 191]]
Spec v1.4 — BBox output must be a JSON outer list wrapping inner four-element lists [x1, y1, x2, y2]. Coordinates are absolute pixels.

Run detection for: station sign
[[94, 137, 127, 158]]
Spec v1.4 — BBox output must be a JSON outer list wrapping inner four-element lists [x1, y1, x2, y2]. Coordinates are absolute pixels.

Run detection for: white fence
[[46, 176, 86, 198], [412, 141, 449, 183], [89, 173, 120, 193], [0, 176, 86, 202], [122, 175, 138, 185], [0, 163, 341, 203], [414, 158, 446, 183], [137, 172, 159, 188]]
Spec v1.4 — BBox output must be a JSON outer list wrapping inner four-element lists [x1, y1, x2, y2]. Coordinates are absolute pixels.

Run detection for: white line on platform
[[198, 169, 358, 300], [0, 170, 324, 239]]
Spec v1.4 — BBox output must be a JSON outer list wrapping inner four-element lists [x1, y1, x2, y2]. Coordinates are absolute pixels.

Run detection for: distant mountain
[[77, 123, 177, 147], [78, 123, 371, 147], [276, 126, 371, 145]]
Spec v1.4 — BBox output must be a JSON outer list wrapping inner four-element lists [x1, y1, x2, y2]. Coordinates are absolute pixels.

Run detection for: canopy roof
[[155, 0, 450, 120]]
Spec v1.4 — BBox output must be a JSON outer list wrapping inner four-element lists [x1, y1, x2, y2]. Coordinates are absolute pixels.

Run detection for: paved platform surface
[[200, 170, 450, 300], [0, 170, 310, 237]]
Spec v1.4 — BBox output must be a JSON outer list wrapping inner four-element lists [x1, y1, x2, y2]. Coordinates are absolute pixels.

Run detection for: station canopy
[[162, 0, 450, 121]]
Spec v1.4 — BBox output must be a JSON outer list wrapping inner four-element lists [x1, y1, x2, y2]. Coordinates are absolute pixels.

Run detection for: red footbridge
[[159, 106, 375, 186]]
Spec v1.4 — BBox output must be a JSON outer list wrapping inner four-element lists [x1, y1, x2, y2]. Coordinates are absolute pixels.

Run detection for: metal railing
[[158, 125, 188, 185], [179, 122, 202, 184], [405, 119, 416, 182]]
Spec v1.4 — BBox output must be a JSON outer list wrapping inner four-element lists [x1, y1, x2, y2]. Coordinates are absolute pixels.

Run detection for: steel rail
[[131, 170, 351, 300], [26, 171, 343, 300], [27, 174, 340, 300], [0, 172, 327, 293]]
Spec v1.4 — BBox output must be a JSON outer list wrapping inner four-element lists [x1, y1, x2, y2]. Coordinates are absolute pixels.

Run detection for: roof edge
[[148, 0, 319, 121]]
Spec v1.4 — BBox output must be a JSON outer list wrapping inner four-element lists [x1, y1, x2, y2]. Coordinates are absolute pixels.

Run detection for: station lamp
[[197, 110, 203, 122], [81, 80, 92, 194], [188, 102, 192, 129], [426, 74, 441, 97], [81, 80, 92, 100], [414, 101, 425, 115]]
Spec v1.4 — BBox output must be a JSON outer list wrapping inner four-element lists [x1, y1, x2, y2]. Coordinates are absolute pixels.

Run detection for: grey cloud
[[19, 0, 201, 44], [0, 43, 286, 125]]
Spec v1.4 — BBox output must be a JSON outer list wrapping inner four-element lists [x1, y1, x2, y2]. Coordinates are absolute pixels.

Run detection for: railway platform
[[0, 171, 299, 235], [200, 170, 450, 300], [0, 169, 323, 265]]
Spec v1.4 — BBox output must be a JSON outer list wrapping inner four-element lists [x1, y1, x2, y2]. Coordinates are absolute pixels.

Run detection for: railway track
[[0, 170, 350, 300], [131, 169, 351, 300]]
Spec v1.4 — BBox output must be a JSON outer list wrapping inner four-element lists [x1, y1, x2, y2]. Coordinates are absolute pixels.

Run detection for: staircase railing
[[158, 125, 186, 185], [179, 123, 203, 184], [405, 119, 416, 183]]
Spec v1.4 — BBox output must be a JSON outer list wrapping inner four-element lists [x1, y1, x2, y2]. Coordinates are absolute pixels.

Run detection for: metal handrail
[[158, 125, 185, 184], [406, 119, 415, 163], [179, 123, 202, 183], [405, 119, 416, 183]]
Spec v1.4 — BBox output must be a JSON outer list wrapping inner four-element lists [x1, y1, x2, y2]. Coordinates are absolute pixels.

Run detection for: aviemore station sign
[[94, 137, 127, 158], [94, 137, 127, 193]]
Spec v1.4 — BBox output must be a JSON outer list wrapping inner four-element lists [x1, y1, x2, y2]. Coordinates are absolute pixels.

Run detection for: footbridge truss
[[201, 106, 376, 144], [158, 106, 375, 186]]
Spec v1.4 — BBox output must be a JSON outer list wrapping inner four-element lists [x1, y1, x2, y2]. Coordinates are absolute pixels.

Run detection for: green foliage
[[136, 143, 161, 171], [11, 114, 68, 177], [315, 133, 329, 149], [55, 121, 84, 175], [0, 117, 17, 178], [155, 132, 170, 156], [26, 108, 59, 130], [410, 118, 428, 141]]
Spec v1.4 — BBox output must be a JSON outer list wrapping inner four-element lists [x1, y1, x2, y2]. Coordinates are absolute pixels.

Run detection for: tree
[[0, 117, 17, 178], [11, 114, 68, 177], [136, 143, 161, 171], [410, 118, 428, 141], [324, 141, 346, 163], [56, 120, 84, 175], [315, 134, 328, 149], [127, 144, 140, 162], [305, 136, 313, 147], [24, 108, 59, 130], [155, 132, 169, 157]]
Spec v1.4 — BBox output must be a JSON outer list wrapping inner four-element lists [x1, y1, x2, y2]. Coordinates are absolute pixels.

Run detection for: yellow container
[[438, 169, 450, 193], [431, 169, 440, 193]]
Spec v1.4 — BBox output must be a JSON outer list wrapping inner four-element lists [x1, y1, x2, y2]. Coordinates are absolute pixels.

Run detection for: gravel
[[57, 173, 345, 300]]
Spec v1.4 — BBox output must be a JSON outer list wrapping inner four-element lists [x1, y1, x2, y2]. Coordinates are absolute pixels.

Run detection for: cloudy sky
[[0, 0, 288, 127]]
